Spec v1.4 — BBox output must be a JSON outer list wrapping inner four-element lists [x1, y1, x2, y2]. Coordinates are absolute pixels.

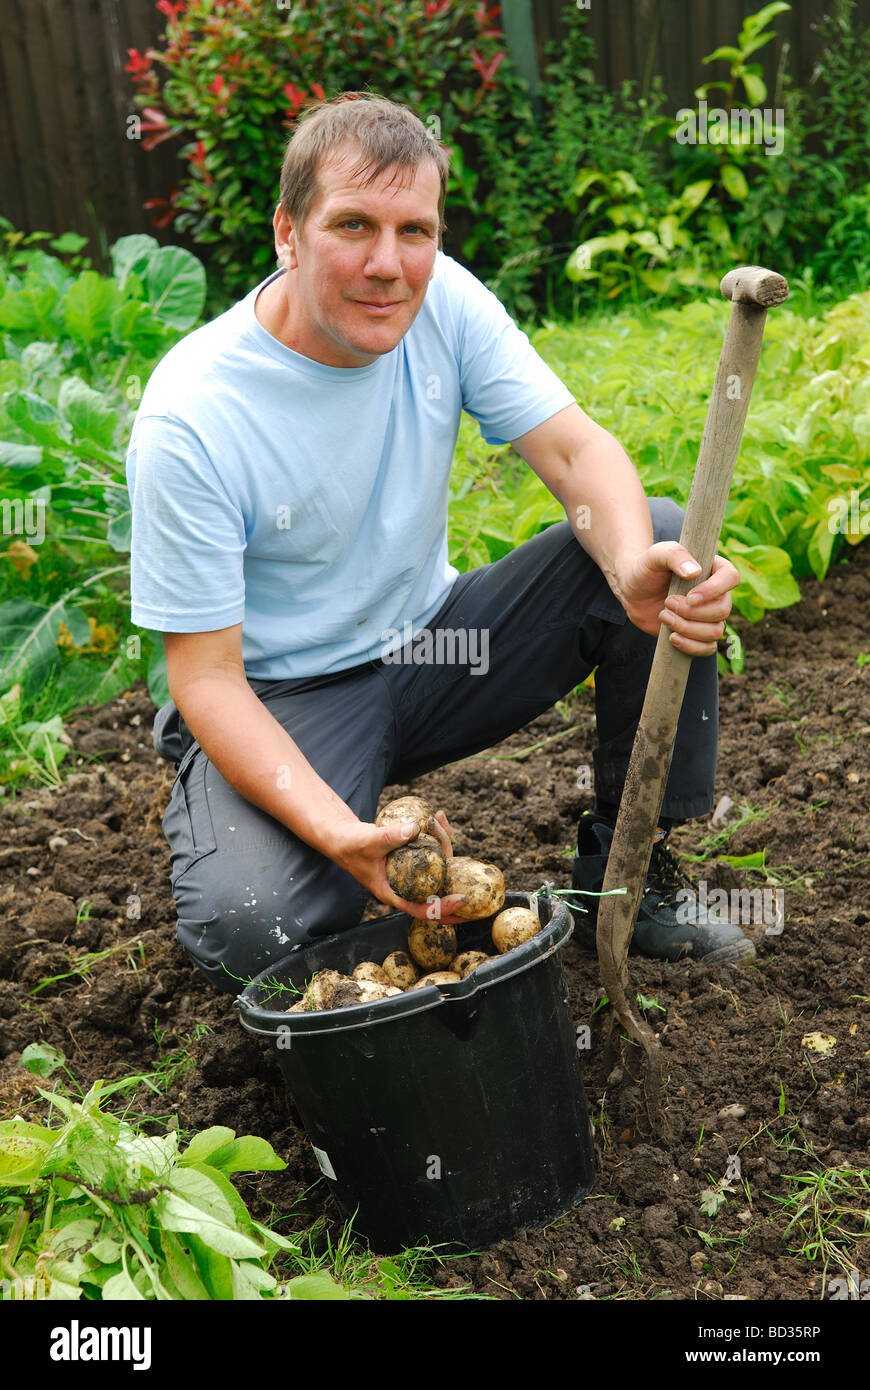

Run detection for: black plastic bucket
[[236, 892, 595, 1251]]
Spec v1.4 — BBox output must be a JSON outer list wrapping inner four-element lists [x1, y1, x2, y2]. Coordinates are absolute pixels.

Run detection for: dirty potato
[[356, 979, 396, 1002], [442, 857, 505, 920], [329, 977, 364, 1009], [304, 968, 347, 1011], [353, 961, 391, 986], [381, 950, 420, 989], [407, 920, 457, 972], [411, 971, 461, 989], [451, 950, 491, 979], [492, 906, 541, 954], [386, 833, 447, 902], [375, 795, 434, 838]]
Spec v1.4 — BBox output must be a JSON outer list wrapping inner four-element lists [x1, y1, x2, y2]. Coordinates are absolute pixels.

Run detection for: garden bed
[[1, 541, 868, 1300]]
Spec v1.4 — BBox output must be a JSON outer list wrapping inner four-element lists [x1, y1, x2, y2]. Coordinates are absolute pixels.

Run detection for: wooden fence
[[0, 1, 864, 263]]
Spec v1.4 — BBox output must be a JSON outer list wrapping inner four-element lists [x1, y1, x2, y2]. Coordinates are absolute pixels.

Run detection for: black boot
[[571, 812, 756, 964]]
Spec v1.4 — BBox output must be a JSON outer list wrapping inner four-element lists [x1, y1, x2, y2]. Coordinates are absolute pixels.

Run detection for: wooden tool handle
[[596, 266, 790, 989]]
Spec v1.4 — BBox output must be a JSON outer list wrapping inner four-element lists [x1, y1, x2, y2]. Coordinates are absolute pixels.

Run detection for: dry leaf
[[5, 540, 39, 579]]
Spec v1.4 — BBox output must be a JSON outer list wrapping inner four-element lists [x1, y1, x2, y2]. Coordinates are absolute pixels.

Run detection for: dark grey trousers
[[153, 500, 719, 993]]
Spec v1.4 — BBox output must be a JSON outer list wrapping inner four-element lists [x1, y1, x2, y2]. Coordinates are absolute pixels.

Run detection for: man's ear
[[273, 203, 298, 270]]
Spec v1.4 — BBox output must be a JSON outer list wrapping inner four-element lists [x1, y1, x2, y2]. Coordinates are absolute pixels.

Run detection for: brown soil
[[1, 543, 869, 1302]]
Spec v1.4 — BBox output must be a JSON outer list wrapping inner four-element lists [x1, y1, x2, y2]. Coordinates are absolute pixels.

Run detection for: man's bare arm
[[162, 627, 465, 920], [511, 403, 739, 657]]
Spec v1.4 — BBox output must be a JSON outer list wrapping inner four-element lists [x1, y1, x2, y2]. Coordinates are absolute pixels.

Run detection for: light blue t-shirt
[[126, 251, 575, 679]]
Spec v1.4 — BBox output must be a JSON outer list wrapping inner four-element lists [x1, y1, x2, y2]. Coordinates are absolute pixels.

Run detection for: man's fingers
[[684, 555, 741, 605], [664, 592, 731, 624], [429, 810, 454, 858], [659, 609, 726, 647], [647, 541, 702, 580]]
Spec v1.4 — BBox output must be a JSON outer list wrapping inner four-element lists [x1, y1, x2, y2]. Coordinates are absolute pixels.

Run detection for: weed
[[690, 802, 776, 857], [636, 993, 665, 1014], [289, 1214, 479, 1300], [28, 934, 146, 996], [771, 1166, 870, 1286]]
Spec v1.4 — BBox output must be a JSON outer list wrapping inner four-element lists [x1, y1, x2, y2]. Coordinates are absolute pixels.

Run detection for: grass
[[685, 801, 777, 858], [287, 1214, 481, 1300], [771, 1165, 870, 1289], [27, 933, 146, 996]]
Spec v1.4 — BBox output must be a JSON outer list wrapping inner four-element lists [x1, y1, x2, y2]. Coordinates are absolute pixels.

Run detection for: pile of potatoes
[[284, 796, 544, 1015], [376, 795, 507, 919], [286, 905, 543, 1014]]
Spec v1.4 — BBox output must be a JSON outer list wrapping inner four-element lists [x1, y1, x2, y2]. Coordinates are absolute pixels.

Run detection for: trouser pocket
[[161, 744, 217, 886]]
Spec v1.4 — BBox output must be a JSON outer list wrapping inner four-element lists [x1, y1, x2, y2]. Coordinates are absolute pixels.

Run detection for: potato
[[375, 795, 434, 838], [304, 968, 347, 1011], [442, 857, 505, 920], [356, 979, 394, 1002], [407, 920, 457, 972], [287, 998, 309, 1013], [353, 961, 391, 986], [451, 950, 491, 979], [381, 950, 420, 989], [411, 971, 461, 989], [492, 906, 541, 954], [386, 833, 446, 902], [329, 977, 363, 1009]]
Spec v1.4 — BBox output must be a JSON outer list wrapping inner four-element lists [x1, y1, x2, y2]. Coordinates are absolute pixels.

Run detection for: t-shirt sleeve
[[444, 259, 576, 446], [126, 414, 246, 633]]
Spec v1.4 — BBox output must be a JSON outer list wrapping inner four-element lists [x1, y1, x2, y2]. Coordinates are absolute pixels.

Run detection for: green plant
[[695, 2, 792, 109], [127, 0, 508, 306], [0, 228, 204, 776], [289, 1215, 477, 1300], [772, 1165, 870, 1283], [0, 1078, 305, 1300], [565, 168, 718, 302]]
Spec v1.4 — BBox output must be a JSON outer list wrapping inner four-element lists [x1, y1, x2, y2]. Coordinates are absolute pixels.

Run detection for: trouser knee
[[648, 496, 685, 545]]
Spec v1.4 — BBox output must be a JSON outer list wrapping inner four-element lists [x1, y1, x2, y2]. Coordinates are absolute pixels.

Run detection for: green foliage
[[449, 289, 870, 618], [0, 1078, 301, 1300], [129, 1, 870, 323], [127, 0, 507, 303], [695, 2, 792, 108], [565, 169, 718, 303], [562, 2, 870, 319], [0, 226, 202, 782]]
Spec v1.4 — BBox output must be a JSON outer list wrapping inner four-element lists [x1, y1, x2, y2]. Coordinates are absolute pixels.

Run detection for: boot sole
[[569, 908, 757, 965]]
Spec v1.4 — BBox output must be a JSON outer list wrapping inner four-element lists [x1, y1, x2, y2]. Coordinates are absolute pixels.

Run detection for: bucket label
[[311, 1145, 337, 1181]]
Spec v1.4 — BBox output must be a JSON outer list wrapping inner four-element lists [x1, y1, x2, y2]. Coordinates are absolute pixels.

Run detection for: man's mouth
[[354, 299, 405, 314]]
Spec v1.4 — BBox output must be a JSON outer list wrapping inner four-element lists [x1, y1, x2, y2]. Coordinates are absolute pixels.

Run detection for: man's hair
[[278, 92, 450, 242]]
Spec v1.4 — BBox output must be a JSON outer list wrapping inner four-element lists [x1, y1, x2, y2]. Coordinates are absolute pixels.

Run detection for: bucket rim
[[235, 893, 573, 1037]]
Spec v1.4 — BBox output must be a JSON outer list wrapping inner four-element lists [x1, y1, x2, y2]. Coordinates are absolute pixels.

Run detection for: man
[[127, 93, 755, 994]]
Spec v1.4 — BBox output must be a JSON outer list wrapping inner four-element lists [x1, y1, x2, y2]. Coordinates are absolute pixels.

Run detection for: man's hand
[[332, 809, 468, 923], [612, 543, 740, 657]]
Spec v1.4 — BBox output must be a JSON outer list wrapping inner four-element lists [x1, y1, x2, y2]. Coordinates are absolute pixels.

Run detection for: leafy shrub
[[0, 225, 206, 737], [127, 0, 507, 303], [449, 289, 870, 616]]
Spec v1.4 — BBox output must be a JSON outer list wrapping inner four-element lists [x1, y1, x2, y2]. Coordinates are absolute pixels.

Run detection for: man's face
[[271, 145, 442, 368]]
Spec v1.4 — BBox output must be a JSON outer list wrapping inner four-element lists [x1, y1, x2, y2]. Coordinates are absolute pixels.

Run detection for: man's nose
[[364, 231, 402, 279]]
